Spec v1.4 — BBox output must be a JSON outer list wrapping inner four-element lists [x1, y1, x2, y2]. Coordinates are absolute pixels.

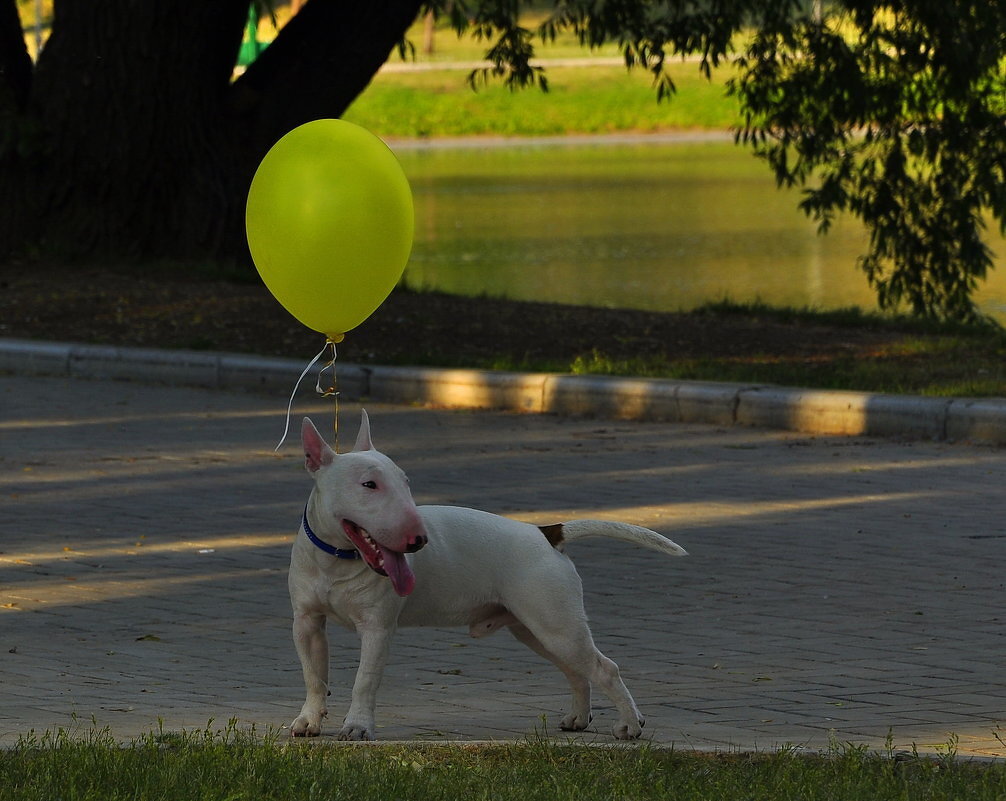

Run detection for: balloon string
[[275, 339, 339, 452], [315, 341, 340, 453]]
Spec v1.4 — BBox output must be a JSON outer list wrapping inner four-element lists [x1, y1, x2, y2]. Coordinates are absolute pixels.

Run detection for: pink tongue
[[380, 546, 415, 597]]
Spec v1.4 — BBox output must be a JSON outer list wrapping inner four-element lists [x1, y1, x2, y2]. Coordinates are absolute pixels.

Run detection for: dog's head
[[302, 410, 427, 597]]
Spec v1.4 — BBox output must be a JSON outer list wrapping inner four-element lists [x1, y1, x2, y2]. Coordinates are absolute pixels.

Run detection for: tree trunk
[[232, 0, 423, 165], [0, 0, 424, 267], [0, 0, 32, 111]]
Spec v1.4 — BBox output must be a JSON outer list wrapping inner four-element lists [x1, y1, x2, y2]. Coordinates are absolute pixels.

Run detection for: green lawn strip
[[344, 63, 740, 137], [3, 725, 1003, 801]]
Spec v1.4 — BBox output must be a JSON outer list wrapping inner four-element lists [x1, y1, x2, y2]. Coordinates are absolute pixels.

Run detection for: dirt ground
[[1, 262, 905, 372]]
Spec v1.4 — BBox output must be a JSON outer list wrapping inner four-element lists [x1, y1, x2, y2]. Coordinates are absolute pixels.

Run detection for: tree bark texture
[[0, 0, 424, 265], [0, 0, 32, 111]]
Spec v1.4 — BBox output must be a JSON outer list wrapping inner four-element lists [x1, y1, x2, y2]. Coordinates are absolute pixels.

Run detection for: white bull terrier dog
[[288, 411, 687, 741]]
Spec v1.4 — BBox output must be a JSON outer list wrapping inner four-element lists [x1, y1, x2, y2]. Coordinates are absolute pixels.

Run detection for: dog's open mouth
[[341, 520, 416, 597]]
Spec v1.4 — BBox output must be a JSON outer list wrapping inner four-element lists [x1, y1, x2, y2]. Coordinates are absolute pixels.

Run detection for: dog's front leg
[[291, 612, 329, 736], [339, 623, 395, 741]]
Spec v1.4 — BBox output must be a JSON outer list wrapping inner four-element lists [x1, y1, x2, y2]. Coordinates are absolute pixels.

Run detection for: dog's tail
[[540, 520, 687, 557]]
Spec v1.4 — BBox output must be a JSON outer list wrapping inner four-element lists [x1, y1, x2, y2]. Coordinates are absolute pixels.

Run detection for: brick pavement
[[2, 373, 1006, 756]]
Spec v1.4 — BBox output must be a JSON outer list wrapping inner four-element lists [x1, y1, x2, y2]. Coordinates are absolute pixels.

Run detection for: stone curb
[[3, 337, 1006, 443]]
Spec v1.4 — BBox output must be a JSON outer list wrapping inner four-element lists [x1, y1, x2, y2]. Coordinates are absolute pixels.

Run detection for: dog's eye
[[361, 480, 377, 490]]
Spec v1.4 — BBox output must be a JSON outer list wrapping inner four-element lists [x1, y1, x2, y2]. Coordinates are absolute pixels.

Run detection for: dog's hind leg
[[508, 622, 593, 732], [518, 619, 644, 740]]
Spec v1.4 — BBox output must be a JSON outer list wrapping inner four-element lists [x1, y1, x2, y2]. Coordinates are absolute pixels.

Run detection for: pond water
[[394, 138, 1006, 320]]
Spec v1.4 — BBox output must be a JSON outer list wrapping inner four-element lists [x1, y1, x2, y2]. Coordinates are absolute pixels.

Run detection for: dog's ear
[[353, 409, 374, 452], [302, 417, 335, 473]]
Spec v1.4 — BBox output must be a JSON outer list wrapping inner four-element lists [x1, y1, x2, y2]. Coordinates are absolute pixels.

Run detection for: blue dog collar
[[302, 507, 361, 560]]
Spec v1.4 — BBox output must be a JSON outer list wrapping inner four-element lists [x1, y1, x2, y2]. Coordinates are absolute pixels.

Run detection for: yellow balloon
[[246, 119, 414, 341]]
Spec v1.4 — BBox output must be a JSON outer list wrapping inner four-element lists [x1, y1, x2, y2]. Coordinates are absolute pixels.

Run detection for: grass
[[376, 295, 1006, 398], [392, 11, 630, 64], [481, 345, 1006, 399], [641, 301, 1006, 397], [691, 299, 1005, 337], [564, 347, 1006, 398], [343, 63, 740, 138], [336, 5, 744, 136], [4, 723, 1005, 801]]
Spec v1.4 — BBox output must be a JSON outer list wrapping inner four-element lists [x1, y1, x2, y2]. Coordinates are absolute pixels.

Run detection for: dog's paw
[[337, 721, 375, 741], [290, 715, 323, 737], [612, 717, 644, 740], [559, 711, 592, 732], [290, 706, 327, 737]]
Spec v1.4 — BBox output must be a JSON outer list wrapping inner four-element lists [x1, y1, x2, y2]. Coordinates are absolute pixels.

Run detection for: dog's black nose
[[405, 535, 427, 553]]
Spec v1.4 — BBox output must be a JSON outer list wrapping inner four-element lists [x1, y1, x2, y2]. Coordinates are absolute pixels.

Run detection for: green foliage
[[731, 1, 1006, 322], [429, 0, 803, 98]]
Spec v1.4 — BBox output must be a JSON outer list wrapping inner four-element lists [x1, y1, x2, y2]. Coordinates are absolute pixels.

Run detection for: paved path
[[3, 373, 1006, 756]]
